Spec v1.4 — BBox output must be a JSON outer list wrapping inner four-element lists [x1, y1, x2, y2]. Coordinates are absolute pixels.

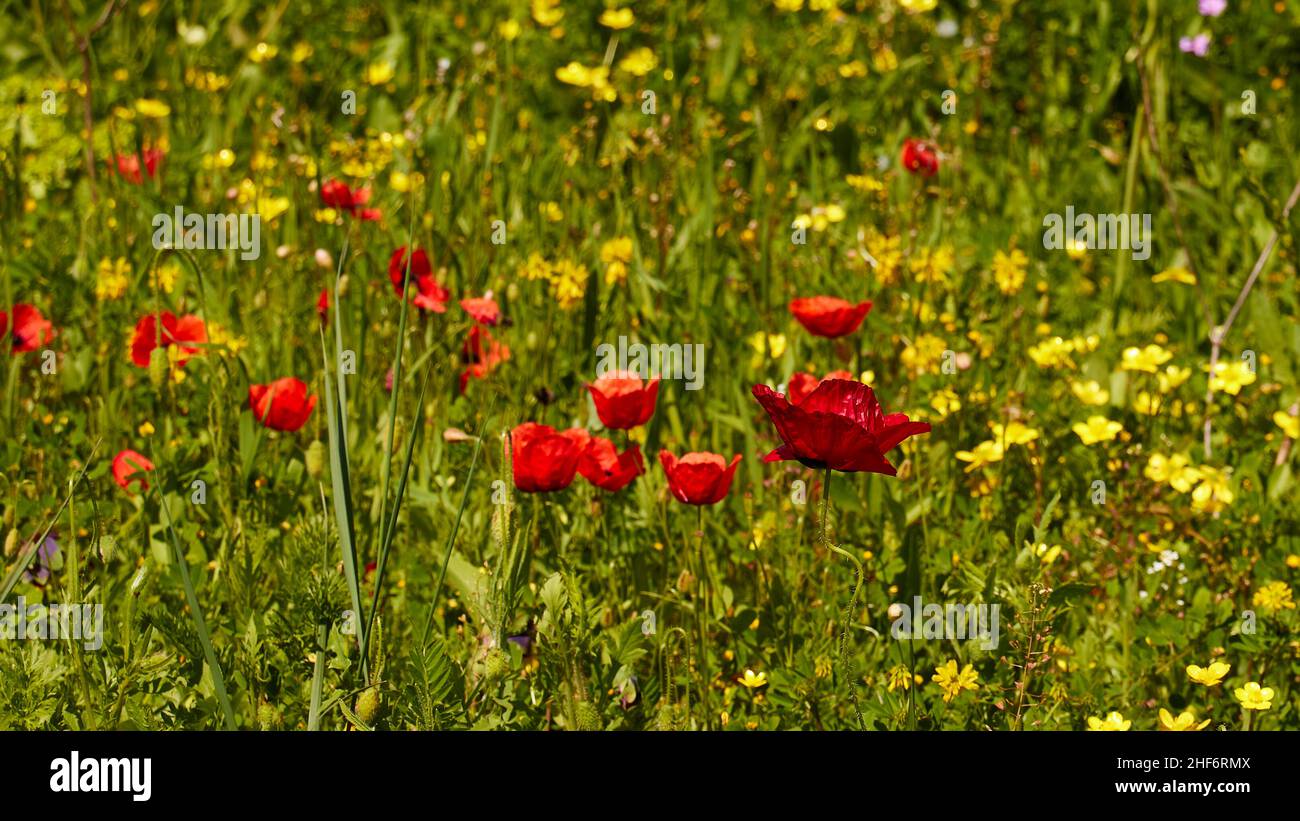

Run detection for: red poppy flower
[[901, 138, 939, 177], [112, 449, 155, 492], [789, 296, 871, 338], [578, 438, 645, 492], [752, 379, 930, 475], [459, 325, 510, 393], [130, 311, 207, 368], [658, 450, 742, 505], [2, 304, 54, 353], [787, 370, 854, 405], [389, 247, 450, 312], [317, 288, 329, 323], [586, 371, 660, 430], [112, 148, 164, 184], [511, 422, 589, 493], [320, 179, 380, 220], [459, 294, 500, 326], [249, 377, 318, 432]]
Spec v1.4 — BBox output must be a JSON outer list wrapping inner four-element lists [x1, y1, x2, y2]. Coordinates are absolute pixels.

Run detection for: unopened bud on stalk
[[305, 440, 327, 478], [355, 687, 383, 725], [574, 700, 603, 731], [98, 533, 118, 563], [148, 347, 169, 389], [3, 528, 18, 559]]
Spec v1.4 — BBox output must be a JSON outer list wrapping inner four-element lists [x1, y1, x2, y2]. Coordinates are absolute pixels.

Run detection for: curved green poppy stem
[[819, 469, 866, 730]]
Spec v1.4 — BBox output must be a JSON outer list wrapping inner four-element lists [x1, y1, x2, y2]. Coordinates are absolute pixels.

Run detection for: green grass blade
[[154, 479, 238, 730]]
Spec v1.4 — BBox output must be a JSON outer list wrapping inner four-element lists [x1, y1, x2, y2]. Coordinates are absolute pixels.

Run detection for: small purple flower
[[1198, 0, 1226, 17], [23, 533, 59, 584], [1179, 33, 1211, 57]]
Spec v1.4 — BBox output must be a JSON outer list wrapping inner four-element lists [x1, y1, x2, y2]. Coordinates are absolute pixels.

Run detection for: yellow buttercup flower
[[1072, 415, 1123, 445], [992, 247, 1028, 295], [1272, 410, 1299, 440], [365, 60, 395, 85], [249, 42, 278, 63], [1158, 709, 1209, 731], [138, 421, 156, 437], [990, 420, 1039, 446], [1205, 360, 1256, 396], [531, 0, 564, 26], [134, 98, 171, 118], [617, 47, 657, 77], [930, 388, 961, 419], [1145, 453, 1200, 493], [739, 669, 768, 689], [1027, 337, 1075, 369], [900, 0, 938, 11], [1190, 466, 1234, 514], [1070, 380, 1110, 406], [1186, 661, 1230, 686], [1086, 711, 1131, 731], [956, 440, 1004, 472], [1234, 682, 1274, 711], [1252, 581, 1295, 613], [1157, 364, 1191, 393], [1152, 266, 1196, 285], [95, 257, 131, 301], [598, 7, 634, 29], [1121, 344, 1173, 373], [931, 659, 979, 703]]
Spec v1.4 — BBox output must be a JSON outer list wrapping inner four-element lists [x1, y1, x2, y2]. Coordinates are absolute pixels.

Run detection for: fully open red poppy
[[389, 247, 450, 313], [112, 449, 155, 492], [578, 437, 645, 492], [787, 370, 855, 405], [2, 304, 54, 353], [752, 379, 930, 475], [249, 377, 318, 432], [511, 423, 590, 493], [658, 450, 742, 505], [130, 311, 207, 367], [901, 138, 939, 177], [788, 296, 871, 338], [586, 371, 660, 430]]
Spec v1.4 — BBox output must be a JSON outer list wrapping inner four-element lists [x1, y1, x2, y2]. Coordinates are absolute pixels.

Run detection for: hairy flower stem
[[820, 470, 866, 730]]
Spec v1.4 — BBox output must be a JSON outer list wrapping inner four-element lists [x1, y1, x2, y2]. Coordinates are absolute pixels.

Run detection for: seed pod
[[148, 347, 169, 388], [574, 700, 603, 731], [483, 647, 510, 683], [3, 528, 18, 559], [355, 687, 383, 725], [304, 440, 327, 478], [98, 533, 118, 563], [257, 702, 283, 731]]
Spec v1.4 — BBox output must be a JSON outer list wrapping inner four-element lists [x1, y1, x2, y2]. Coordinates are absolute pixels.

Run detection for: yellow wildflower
[[1072, 415, 1123, 445], [992, 247, 1028, 295], [956, 440, 1004, 472], [1186, 661, 1230, 686], [1234, 682, 1274, 711], [1158, 709, 1209, 731], [1152, 266, 1196, 285], [598, 7, 634, 29], [931, 659, 979, 703], [1069, 380, 1110, 406], [1252, 581, 1295, 613], [1273, 410, 1300, 439], [1086, 711, 1131, 731], [739, 669, 768, 689], [1121, 344, 1173, 373], [1145, 453, 1200, 493], [95, 257, 131, 301], [1205, 360, 1256, 395]]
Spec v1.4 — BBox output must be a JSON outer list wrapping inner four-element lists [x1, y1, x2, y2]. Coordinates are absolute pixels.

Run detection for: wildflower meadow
[[1, 0, 1298, 744]]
